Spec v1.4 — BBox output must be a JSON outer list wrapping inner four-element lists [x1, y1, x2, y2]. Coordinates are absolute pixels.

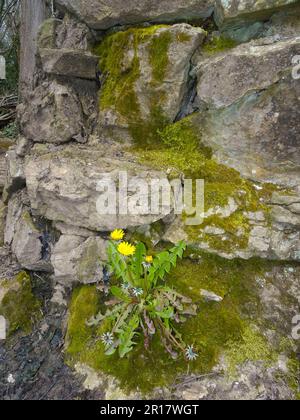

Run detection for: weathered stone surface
[[98, 24, 206, 143], [38, 15, 93, 51], [0, 137, 14, 193], [4, 192, 52, 272], [56, 0, 214, 30], [37, 18, 61, 49], [164, 189, 300, 261], [196, 37, 300, 109], [3, 149, 26, 203], [18, 81, 85, 144], [51, 235, 107, 285], [0, 201, 6, 247], [39, 48, 98, 80], [24, 145, 173, 231], [193, 38, 300, 189], [214, 0, 300, 29]]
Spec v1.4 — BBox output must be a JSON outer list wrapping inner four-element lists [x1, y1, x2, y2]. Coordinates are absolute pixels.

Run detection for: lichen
[[0, 272, 42, 336], [66, 253, 283, 394]]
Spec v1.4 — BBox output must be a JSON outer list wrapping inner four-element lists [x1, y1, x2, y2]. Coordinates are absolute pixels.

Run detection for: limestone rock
[[3, 149, 26, 203], [39, 48, 98, 80], [0, 201, 6, 247], [214, 0, 300, 29], [98, 24, 206, 144], [18, 81, 85, 144], [51, 235, 107, 285], [24, 145, 174, 231], [4, 192, 53, 272], [11, 210, 53, 272], [196, 37, 300, 109], [56, 0, 214, 30], [0, 137, 14, 193], [193, 37, 300, 189], [38, 15, 93, 51]]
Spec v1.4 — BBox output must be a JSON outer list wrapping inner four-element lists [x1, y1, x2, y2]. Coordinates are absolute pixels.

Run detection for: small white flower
[[101, 332, 114, 347], [132, 288, 143, 297], [121, 282, 130, 291], [185, 345, 198, 361], [7, 374, 15, 384]]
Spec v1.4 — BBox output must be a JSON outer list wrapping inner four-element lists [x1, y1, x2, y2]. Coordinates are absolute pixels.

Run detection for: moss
[[225, 325, 276, 376], [134, 116, 278, 252], [66, 253, 282, 394], [66, 285, 101, 355], [0, 272, 42, 336], [95, 25, 175, 146], [149, 31, 172, 84], [202, 35, 238, 55]]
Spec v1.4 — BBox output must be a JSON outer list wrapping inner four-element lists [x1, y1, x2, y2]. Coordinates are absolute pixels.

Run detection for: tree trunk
[[19, 0, 47, 100]]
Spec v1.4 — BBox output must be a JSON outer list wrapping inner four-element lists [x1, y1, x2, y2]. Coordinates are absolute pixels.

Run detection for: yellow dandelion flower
[[145, 256, 153, 264], [118, 242, 136, 257], [110, 229, 125, 241]]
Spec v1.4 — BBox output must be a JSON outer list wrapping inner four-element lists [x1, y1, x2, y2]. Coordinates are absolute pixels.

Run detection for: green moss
[[66, 254, 281, 394], [134, 116, 278, 252], [225, 325, 276, 376], [95, 25, 175, 146], [203, 36, 238, 55], [149, 31, 172, 84], [0, 272, 42, 336]]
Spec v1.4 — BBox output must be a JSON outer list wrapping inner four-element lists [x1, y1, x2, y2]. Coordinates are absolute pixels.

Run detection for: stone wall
[[0, 0, 299, 399]]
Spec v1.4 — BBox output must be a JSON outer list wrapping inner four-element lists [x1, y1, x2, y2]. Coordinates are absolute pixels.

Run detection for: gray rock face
[[196, 37, 300, 109], [56, 0, 214, 30], [18, 81, 85, 144], [5, 193, 53, 272], [3, 149, 26, 203], [194, 37, 300, 189], [24, 145, 174, 232], [214, 0, 300, 29], [51, 235, 107, 285], [39, 48, 98, 80]]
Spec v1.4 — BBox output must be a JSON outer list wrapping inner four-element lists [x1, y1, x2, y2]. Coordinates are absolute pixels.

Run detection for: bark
[[19, 0, 47, 99]]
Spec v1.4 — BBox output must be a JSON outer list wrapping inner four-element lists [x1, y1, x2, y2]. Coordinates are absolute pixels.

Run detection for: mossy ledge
[[65, 253, 288, 395], [134, 116, 279, 252], [0, 272, 42, 336]]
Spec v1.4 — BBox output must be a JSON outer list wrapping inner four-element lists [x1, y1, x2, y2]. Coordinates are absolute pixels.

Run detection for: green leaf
[[111, 286, 131, 303]]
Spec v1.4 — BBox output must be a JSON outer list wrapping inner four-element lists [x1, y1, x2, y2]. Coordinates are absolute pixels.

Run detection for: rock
[[214, 0, 300, 29], [56, 0, 214, 30], [0, 201, 6, 247], [4, 192, 24, 247], [0, 155, 6, 193], [196, 37, 300, 109], [97, 24, 206, 144], [37, 18, 61, 49], [4, 192, 53, 272], [18, 81, 85, 144], [200, 289, 223, 302], [3, 149, 26, 203], [39, 48, 98, 80], [193, 37, 300, 189], [15, 136, 32, 158], [51, 235, 106, 285], [24, 144, 174, 231], [0, 137, 14, 193], [11, 210, 53, 272], [38, 15, 93, 51]]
